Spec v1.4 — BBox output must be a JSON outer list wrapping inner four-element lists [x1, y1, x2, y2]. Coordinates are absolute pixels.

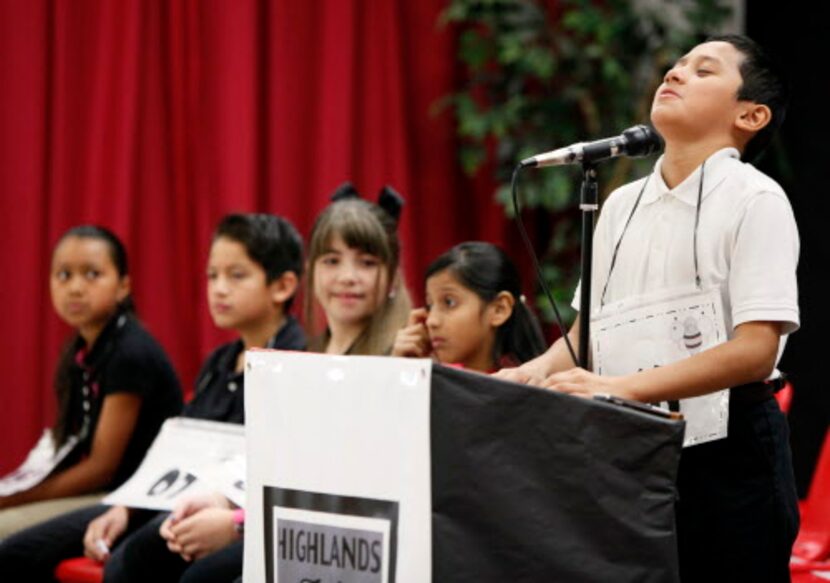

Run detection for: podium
[[243, 351, 684, 583]]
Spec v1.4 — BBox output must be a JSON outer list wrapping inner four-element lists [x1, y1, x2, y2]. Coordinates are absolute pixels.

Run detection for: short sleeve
[[729, 191, 800, 334], [98, 328, 165, 398]]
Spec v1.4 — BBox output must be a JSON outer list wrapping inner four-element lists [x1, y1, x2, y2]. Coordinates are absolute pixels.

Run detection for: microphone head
[[622, 125, 663, 158]]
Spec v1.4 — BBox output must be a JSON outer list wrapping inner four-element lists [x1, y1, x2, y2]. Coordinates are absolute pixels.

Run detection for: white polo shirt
[[575, 147, 799, 356]]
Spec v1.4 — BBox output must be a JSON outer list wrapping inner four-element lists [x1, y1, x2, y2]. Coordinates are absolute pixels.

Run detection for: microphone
[[520, 125, 663, 168]]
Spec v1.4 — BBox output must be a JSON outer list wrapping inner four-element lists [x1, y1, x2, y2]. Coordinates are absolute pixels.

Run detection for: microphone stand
[[578, 163, 599, 369], [515, 127, 661, 370]]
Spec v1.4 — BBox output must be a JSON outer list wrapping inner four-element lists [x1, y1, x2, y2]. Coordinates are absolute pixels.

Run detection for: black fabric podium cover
[[431, 365, 685, 582]]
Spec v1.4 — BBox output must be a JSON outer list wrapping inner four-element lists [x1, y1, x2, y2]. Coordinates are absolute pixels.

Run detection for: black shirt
[[66, 312, 183, 488], [183, 316, 306, 423]]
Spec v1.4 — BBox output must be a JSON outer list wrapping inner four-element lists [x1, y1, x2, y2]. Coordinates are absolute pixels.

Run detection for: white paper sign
[[0, 430, 78, 496], [192, 452, 247, 508], [103, 417, 245, 510], [592, 287, 730, 447], [243, 351, 432, 583]]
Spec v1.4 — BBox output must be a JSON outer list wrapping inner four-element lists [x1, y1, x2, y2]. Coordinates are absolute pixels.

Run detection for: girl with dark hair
[[393, 241, 545, 372], [0, 214, 305, 580], [0, 225, 182, 537]]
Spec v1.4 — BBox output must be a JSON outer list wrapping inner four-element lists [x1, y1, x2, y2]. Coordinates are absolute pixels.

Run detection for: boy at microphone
[[499, 35, 798, 581]]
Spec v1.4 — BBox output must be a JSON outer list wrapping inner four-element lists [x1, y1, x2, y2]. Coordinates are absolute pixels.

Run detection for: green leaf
[[460, 145, 487, 175], [454, 95, 491, 140], [459, 30, 493, 70], [522, 47, 555, 78]]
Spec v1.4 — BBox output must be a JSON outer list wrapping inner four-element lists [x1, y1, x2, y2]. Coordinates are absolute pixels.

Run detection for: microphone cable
[[511, 164, 579, 368]]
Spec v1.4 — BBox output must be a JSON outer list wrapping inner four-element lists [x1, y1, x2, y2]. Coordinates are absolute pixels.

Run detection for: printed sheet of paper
[[592, 287, 729, 446], [191, 451, 246, 507], [0, 430, 78, 496], [104, 417, 245, 511]]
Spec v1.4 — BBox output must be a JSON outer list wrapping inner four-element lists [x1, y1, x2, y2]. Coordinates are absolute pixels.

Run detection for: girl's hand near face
[[392, 308, 431, 358]]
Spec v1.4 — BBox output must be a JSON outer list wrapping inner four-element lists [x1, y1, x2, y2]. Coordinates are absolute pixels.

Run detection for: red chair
[[775, 381, 794, 413], [791, 429, 830, 579], [792, 571, 830, 583], [54, 557, 103, 583], [791, 559, 830, 583]]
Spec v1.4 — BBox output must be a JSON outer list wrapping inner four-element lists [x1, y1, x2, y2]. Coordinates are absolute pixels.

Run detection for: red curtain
[[0, 1, 513, 472]]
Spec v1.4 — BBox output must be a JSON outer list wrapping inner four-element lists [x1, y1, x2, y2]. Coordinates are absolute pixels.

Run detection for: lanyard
[[599, 161, 707, 308]]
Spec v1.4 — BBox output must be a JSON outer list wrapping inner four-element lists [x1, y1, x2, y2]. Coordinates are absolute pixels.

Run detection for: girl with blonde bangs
[[305, 185, 411, 356]]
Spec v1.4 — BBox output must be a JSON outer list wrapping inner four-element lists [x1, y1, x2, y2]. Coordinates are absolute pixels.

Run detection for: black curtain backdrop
[[748, 1, 830, 496]]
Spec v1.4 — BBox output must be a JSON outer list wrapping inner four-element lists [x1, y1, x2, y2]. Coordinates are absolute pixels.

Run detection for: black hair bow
[[329, 182, 360, 202], [377, 186, 404, 223], [328, 182, 405, 225]]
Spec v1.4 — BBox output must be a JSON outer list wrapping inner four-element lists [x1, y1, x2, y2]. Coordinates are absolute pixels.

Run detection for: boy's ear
[[117, 275, 131, 303], [487, 291, 515, 328], [735, 102, 772, 134], [269, 271, 299, 306]]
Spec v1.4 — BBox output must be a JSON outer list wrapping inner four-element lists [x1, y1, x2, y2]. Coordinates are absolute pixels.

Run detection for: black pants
[[104, 512, 242, 583], [0, 504, 240, 583], [0, 504, 113, 582], [676, 397, 799, 582], [179, 542, 243, 583]]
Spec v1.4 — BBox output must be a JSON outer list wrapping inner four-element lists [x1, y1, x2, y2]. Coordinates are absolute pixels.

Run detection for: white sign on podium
[[243, 351, 432, 583]]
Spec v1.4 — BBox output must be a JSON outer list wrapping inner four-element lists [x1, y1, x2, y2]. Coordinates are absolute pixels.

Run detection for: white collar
[[643, 147, 740, 206]]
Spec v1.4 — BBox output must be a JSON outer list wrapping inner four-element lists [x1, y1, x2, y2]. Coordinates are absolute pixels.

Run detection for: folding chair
[[53, 557, 103, 583]]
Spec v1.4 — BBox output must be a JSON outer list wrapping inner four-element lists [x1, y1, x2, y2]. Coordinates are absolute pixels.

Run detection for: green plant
[[442, 0, 731, 324]]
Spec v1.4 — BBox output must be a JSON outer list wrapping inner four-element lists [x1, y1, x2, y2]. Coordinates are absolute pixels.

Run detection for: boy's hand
[[391, 308, 430, 358], [492, 363, 547, 387], [83, 505, 130, 562], [164, 508, 238, 561], [160, 491, 234, 558], [542, 367, 630, 399], [159, 513, 178, 546]]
